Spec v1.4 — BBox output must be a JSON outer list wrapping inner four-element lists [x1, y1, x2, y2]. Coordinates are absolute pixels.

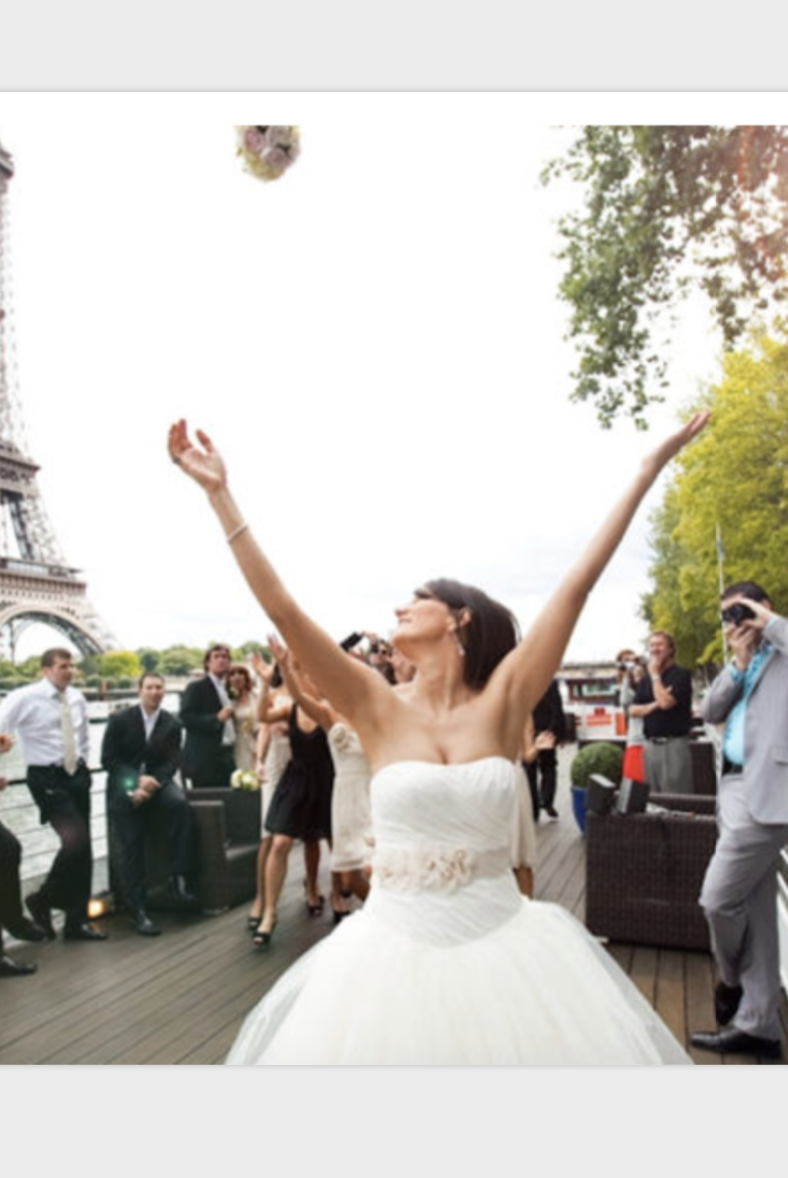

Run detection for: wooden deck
[[1, 756, 786, 1065]]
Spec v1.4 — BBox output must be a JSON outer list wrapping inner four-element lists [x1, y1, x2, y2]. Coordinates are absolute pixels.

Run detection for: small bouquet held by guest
[[231, 768, 260, 791], [236, 126, 301, 182]]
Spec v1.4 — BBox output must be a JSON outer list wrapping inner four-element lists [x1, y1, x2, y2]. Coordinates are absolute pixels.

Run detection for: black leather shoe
[[6, 916, 47, 943], [715, 981, 743, 1026], [168, 876, 199, 906], [130, 909, 161, 937], [26, 892, 56, 940], [0, 954, 37, 977], [63, 922, 108, 942], [690, 1028, 782, 1059]]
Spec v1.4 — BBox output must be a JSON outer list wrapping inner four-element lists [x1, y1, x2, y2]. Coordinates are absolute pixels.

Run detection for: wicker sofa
[[109, 786, 261, 916], [585, 792, 718, 951]]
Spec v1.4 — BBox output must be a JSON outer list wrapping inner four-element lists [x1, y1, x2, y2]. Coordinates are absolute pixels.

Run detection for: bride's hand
[[643, 409, 711, 474], [168, 420, 228, 495]]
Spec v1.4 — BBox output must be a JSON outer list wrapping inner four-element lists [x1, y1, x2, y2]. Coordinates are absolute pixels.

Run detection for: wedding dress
[[227, 757, 691, 1065]]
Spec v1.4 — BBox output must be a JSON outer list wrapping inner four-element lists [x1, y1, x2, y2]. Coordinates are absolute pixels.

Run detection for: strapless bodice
[[366, 757, 521, 944], [370, 756, 517, 851]]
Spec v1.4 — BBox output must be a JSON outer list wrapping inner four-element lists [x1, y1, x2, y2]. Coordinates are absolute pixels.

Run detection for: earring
[[453, 630, 466, 658]]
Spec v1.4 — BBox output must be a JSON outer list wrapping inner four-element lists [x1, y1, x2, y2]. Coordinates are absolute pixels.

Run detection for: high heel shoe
[[332, 907, 350, 926], [246, 915, 262, 933], [306, 895, 325, 917], [252, 917, 277, 950]]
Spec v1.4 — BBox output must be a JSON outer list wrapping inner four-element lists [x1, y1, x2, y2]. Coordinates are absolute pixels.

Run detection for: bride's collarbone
[[373, 727, 508, 769], [367, 691, 510, 767]]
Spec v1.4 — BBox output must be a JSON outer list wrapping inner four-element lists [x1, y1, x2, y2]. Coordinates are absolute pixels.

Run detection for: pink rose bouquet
[[236, 125, 301, 183]]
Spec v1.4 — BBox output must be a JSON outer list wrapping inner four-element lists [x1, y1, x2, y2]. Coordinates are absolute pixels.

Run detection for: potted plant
[[569, 742, 623, 834]]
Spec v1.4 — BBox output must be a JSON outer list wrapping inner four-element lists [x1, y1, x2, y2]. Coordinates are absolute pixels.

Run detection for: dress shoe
[[714, 981, 743, 1026], [0, 954, 37, 977], [690, 1028, 782, 1059], [63, 922, 108, 942], [26, 892, 56, 940], [545, 806, 559, 820], [129, 909, 161, 937], [5, 915, 47, 943], [168, 875, 199, 906]]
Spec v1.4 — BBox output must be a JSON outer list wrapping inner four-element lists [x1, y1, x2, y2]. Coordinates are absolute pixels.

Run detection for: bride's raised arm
[[494, 410, 710, 740], [168, 420, 388, 724]]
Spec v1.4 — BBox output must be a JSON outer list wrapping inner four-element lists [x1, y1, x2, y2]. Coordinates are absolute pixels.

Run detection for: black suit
[[179, 676, 235, 788], [102, 705, 192, 911]]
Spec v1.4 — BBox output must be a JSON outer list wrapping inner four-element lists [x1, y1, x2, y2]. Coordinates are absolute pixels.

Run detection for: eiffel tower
[[0, 137, 116, 659]]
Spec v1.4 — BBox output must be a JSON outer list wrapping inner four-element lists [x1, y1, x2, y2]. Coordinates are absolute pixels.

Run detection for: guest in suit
[[180, 643, 237, 788], [691, 581, 788, 1060], [103, 673, 196, 936], [0, 744, 47, 976]]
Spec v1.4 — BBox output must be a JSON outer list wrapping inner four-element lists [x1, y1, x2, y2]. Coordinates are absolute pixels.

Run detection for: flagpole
[[716, 523, 728, 660]]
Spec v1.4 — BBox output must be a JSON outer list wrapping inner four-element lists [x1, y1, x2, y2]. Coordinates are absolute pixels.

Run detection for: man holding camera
[[629, 630, 693, 793], [691, 581, 788, 1059]]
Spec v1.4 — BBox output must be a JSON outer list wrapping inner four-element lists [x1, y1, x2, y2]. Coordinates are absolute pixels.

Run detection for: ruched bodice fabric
[[227, 758, 691, 1065], [366, 758, 521, 945]]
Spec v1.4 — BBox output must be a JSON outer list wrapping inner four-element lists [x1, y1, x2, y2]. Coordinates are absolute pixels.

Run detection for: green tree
[[136, 647, 161, 674], [159, 645, 203, 676], [644, 329, 788, 664], [542, 126, 788, 427], [97, 650, 142, 680], [17, 655, 43, 680]]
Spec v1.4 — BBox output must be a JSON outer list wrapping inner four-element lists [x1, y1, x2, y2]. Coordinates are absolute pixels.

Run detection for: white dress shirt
[[0, 677, 90, 767], [140, 703, 161, 743], [209, 673, 236, 747]]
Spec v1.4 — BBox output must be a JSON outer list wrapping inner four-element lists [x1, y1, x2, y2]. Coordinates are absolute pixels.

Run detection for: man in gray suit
[[691, 581, 788, 1059]]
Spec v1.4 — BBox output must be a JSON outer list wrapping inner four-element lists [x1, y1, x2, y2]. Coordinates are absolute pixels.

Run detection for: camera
[[721, 602, 755, 626]]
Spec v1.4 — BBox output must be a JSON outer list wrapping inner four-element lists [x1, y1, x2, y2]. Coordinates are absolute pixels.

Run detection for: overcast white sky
[[0, 93, 780, 664]]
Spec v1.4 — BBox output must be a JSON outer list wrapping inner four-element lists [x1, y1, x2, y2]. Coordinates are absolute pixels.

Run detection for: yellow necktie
[[58, 689, 78, 775]]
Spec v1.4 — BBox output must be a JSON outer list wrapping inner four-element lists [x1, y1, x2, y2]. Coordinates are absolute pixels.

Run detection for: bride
[[168, 411, 709, 1065]]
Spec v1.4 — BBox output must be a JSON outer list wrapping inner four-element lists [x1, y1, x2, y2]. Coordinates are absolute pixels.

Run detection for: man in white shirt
[[0, 648, 107, 942]]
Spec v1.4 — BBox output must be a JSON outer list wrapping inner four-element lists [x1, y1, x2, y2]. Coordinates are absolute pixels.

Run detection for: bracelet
[[226, 522, 250, 545]]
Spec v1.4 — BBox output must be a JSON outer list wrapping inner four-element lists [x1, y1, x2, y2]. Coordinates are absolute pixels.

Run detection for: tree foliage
[[542, 126, 788, 427], [644, 328, 788, 665], [96, 650, 142, 680]]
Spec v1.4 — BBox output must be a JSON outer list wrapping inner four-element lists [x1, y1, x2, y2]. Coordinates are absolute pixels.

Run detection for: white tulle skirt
[[226, 881, 691, 1066]]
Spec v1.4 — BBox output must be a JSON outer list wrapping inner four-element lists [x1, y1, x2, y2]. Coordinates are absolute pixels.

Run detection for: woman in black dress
[[255, 698, 334, 947]]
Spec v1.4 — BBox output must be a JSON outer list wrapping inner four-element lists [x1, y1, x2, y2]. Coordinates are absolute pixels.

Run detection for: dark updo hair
[[425, 578, 520, 691]]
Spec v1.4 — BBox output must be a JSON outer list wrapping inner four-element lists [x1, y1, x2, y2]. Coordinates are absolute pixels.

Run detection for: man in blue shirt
[[691, 581, 788, 1059]]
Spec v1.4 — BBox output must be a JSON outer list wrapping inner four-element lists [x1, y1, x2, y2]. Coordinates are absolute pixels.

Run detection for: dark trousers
[[107, 781, 193, 910], [26, 763, 93, 925], [525, 748, 558, 815], [188, 746, 235, 789], [0, 820, 25, 934]]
